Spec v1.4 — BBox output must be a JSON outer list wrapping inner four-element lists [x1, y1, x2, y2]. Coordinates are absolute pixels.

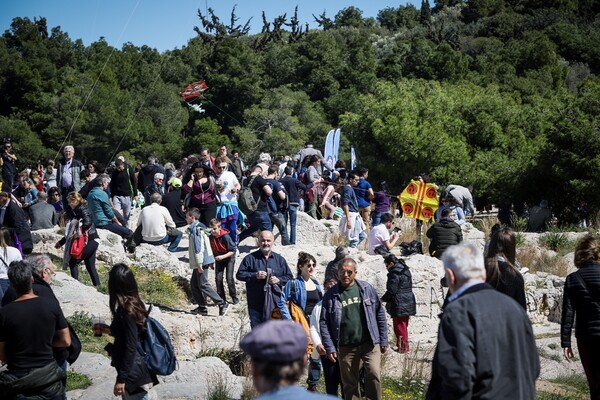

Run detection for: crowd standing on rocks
[[0, 143, 598, 399]]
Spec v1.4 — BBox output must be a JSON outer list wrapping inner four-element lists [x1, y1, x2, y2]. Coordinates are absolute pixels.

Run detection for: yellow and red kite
[[398, 180, 439, 221]]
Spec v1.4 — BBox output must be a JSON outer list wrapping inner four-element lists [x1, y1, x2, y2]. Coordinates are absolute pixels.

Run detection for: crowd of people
[[0, 139, 598, 399]]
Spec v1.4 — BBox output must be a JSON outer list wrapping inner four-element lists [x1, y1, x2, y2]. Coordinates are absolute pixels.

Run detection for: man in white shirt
[[368, 213, 400, 257], [137, 193, 182, 252], [215, 158, 240, 202]]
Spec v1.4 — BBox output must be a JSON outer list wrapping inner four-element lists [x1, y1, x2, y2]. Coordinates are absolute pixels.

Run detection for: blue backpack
[[137, 305, 177, 376]]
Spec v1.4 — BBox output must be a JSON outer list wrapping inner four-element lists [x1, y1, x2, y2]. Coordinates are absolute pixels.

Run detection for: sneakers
[[191, 307, 208, 316], [219, 302, 230, 316], [307, 385, 318, 392]]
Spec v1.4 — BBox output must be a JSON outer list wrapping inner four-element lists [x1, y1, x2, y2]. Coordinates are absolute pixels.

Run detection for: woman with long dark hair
[[182, 162, 218, 226], [561, 235, 600, 399], [278, 251, 323, 391], [54, 192, 100, 286], [484, 226, 526, 309], [95, 264, 158, 399]]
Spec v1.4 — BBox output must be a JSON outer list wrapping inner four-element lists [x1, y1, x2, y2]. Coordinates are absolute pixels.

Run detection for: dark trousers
[[191, 201, 217, 227], [190, 268, 224, 307], [69, 239, 100, 286], [215, 256, 238, 303], [578, 336, 600, 400], [322, 356, 343, 397], [97, 221, 132, 239]]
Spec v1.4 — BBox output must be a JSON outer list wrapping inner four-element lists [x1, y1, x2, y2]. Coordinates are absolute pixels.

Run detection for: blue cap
[[239, 320, 307, 362]]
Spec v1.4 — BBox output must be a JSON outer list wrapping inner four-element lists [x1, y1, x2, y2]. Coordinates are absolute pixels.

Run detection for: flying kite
[[398, 180, 439, 221], [180, 80, 208, 114]]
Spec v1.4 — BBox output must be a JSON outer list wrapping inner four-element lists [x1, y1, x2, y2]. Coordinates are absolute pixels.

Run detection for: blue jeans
[[144, 231, 182, 252], [307, 356, 322, 386], [270, 212, 290, 245], [97, 221, 132, 239], [349, 231, 367, 248], [285, 204, 298, 245], [248, 307, 265, 329], [371, 211, 384, 227], [238, 211, 272, 243], [112, 195, 132, 225]]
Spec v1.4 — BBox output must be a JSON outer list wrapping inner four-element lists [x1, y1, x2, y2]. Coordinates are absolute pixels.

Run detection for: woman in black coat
[[55, 191, 100, 286], [382, 255, 416, 353], [484, 226, 526, 309], [94, 264, 158, 399], [561, 235, 600, 399]]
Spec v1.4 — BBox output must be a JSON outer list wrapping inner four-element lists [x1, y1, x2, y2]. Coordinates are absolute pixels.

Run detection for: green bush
[[67, 311, 113, 354], [539, 232, 575, 254], [66, 370, 92, 391]]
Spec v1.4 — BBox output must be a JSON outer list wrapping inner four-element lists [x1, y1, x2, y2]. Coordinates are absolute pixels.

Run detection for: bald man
[[236, 230, 293, 328]]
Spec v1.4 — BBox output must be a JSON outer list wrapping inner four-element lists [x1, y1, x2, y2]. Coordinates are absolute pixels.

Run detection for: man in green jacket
[[87, 174, 132, 238]]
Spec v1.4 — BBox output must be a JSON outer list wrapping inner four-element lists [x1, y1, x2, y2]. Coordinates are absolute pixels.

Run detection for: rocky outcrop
[[30, 215, 589, 397]]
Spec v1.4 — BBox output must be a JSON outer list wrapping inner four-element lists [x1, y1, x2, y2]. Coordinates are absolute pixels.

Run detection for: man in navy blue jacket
[[236, 230, 293, 329], [320, 258, 388, 400]]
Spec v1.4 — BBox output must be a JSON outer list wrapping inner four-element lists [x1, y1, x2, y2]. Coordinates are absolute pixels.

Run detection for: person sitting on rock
[[28, 191, 59, 231], [367, 213, 400, 257], [137, 192, 181, 253], [87, 174, 132, 239], [426, 208, 462, 259]]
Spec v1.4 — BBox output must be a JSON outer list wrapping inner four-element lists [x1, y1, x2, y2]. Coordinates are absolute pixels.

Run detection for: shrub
[[66, 370, 92, 391], [511, 215, 528, 232], [67, 311, 113, 354], [539, 232, 575, 255]]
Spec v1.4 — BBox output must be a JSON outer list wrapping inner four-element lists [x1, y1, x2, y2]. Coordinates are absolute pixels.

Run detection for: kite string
[[53, 0, 143, 163], [106, 53, 172, 166]]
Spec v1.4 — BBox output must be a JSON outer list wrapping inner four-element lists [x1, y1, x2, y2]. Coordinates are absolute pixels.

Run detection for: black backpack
[[238, 175, 259, 215]]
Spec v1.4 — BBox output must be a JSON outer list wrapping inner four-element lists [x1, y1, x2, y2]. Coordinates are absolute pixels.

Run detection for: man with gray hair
[[28, 192, 59, 230], [426, 242, 539, 400], [56, 145, 84, 219], [138, 192, 182, 252], [320, 258, 388, 400], [0, 260, 70, 399], [143, 172, 165, 207], [87, 174, 132, 238]]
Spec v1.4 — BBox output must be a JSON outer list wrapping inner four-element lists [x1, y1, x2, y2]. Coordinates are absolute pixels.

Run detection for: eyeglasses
[[45, 268, 56, 277], [339, 270, 355, 276]]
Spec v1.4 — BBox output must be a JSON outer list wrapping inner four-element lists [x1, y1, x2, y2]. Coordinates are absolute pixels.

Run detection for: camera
[[392, 227, 401, 233]]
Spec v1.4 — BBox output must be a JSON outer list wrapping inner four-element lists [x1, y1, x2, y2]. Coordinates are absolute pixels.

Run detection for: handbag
[[70, 227, 87, 260]]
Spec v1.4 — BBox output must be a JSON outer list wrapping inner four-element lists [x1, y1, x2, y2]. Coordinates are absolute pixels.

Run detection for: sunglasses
[[217, 166, 227, 170]]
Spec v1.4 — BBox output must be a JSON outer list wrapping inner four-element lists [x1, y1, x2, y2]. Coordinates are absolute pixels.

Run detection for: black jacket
[[561, 261, 600, 348], [162, 189, 187, 227], [109, 307, 158, 392], [381, 261, 417, 317], [426, 218, 462, 258], [487, 260, 526, 310], [279, 175, 312, 205], [2, 199, 33, 253], [426, 283, 539, 400]]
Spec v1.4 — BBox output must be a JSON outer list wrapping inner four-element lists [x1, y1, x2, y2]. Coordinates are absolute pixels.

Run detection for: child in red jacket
[[209, 218, 239, 304]]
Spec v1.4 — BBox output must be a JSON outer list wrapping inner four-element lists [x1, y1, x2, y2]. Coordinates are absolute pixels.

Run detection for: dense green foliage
[[1, 1, 599, 223]]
